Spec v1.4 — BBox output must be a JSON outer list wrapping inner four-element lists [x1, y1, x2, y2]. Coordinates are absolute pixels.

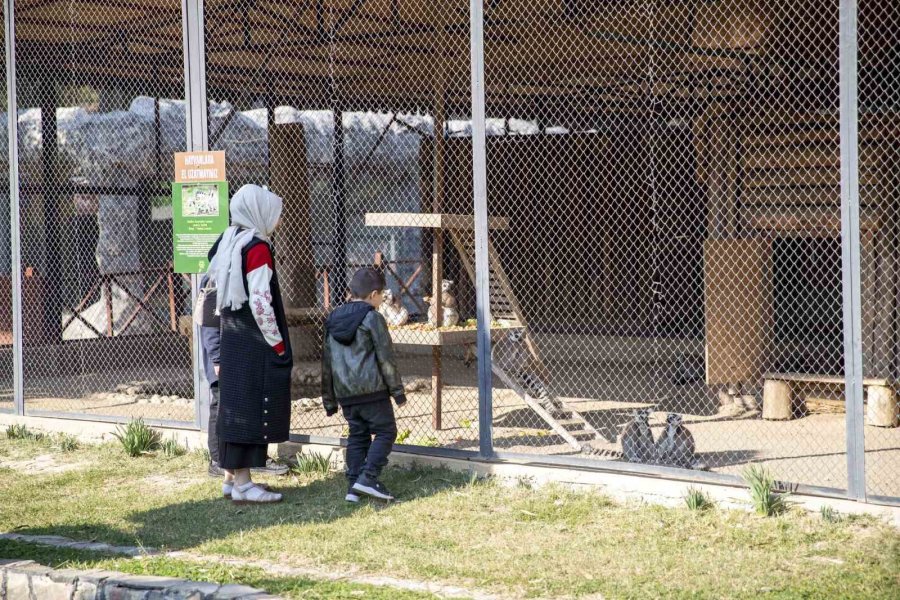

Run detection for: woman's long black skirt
[[218, 442, 268, 470]]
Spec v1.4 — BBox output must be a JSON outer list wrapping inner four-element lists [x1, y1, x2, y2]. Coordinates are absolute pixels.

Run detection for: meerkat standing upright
[[655, 412, 701, 469], [378, 288, 409, 326], [621, 407, 656, 463], [426, 279, 460, 327]]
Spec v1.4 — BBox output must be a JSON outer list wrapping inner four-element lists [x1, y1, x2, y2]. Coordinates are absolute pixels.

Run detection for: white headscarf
[[208, 184, 283, 312]]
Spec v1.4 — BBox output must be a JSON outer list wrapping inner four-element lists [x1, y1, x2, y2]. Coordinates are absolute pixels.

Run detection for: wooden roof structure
[[14, 1, 895, 114]]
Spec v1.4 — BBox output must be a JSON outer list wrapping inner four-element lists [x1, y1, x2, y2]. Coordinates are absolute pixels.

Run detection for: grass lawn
[[1, 433, 898, 599]]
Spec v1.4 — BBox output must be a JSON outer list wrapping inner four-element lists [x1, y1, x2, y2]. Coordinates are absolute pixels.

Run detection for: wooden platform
[[762, 372, 898, 426], [365, 212, 509, 230], [763, 373, 891, 387], [388, 324, 522, 347]]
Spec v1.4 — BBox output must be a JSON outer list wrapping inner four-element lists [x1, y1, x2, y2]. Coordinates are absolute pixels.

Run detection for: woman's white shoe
[[223, 481, 271, 499], [231, 482, 282, 504]]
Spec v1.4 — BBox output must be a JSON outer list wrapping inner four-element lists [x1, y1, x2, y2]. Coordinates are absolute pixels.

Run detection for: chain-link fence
[[203, 0, 480, 450], [1, 1, 897, 502], [859, 0, 900, 501], [480, 1, 855, 493], [0, 0, 10, 413], [10, 0, 194, 424]]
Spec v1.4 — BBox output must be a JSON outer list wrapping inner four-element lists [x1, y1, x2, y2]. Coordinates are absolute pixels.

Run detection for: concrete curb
[[2, 413, 898, 524], [284, 441, 900, 527], [0, 560, 279, 600]]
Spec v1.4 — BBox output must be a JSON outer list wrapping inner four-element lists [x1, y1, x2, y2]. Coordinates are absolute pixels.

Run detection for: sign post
[[172, 151, 228, 273]]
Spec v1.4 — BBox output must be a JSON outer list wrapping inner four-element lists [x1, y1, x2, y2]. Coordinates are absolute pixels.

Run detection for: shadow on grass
[[12, 465, 471, 552]]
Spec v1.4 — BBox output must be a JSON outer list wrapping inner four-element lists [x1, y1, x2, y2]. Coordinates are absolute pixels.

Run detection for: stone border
[[0, 536, 499, 600], [0, 559, 279, 600]]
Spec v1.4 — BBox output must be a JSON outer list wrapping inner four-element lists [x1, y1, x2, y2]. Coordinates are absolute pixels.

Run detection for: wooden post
[[167, 266, 177, 332], [431, 37, 447, 431], [866, 385, 899, 427], [432, 236, 443, 431], [332, 108, 347, 305], [762, 379, 793, 420], [104, 279, 114, 337]]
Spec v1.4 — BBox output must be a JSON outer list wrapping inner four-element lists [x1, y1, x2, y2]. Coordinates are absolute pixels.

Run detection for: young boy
[[322, 267, 406, 502]]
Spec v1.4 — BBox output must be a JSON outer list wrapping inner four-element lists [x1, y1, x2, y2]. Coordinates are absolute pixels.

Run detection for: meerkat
[[621, 407, 656, 463], [655, 412, 701, 469], [378, 288, 409, 326], [492, 328, 562, 414], [426, 279, 460, 327]]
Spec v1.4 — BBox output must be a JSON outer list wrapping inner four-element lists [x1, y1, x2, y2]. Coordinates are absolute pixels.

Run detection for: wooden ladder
[[448, 229, 603, 453]]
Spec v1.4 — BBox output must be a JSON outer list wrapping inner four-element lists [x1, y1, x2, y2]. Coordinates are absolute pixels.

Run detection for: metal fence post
[[839, 0, 866, 502], [4, 0, 23, 415], [470, 0, 493, 458], [182, 0, 210, 430]]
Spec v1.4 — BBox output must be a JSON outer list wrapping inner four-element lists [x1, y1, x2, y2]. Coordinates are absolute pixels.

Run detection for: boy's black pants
[[342, 399, 397, 482]]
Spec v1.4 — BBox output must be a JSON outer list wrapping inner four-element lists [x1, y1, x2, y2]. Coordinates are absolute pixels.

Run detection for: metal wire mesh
[[0, 1, 895, 501], [0, 0, 10, 413], [479, 0, 858, 492], [858, 0, 900, 500], [204, 0, 479, 450], [12, 1, 193, 422]]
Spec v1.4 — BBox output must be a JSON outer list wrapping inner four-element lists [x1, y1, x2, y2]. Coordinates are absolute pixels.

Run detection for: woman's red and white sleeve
[[246, 244, 285, 354]]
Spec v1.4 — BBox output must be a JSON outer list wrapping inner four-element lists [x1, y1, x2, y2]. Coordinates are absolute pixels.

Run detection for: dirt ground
[[5, 353, 900, 498]]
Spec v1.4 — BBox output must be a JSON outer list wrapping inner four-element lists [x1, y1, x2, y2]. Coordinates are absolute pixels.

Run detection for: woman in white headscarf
[[209, 184, 292, 504]]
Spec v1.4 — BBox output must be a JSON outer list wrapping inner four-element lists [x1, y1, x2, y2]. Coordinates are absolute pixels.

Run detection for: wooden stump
[[866, 385, 899, 428], [762, 379, 792, 420], [178, 315, 193, 339]]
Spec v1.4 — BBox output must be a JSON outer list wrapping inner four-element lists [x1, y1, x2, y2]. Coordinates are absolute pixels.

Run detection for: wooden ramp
[[448, 227, 604, 453]]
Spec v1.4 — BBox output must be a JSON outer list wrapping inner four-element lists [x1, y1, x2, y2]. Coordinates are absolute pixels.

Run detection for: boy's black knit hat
[[349, 267, 385, 299]]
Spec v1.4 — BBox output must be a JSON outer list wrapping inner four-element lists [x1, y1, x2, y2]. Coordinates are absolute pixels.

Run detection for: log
[[866, 385, 899, 428], [763, 379, 793, 420]]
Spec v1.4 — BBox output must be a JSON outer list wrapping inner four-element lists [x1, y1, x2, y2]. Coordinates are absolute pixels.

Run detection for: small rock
[[73, 581, 100, 600], [6, 571, 38, 600], [293, 397, 321, 412], [30, 575, 73, 600], [215, 584, 268, 599], [404, 378, 430, 393]]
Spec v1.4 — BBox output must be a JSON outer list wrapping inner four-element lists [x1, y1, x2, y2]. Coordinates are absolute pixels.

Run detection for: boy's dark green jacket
[[321, 301, 406, 416]]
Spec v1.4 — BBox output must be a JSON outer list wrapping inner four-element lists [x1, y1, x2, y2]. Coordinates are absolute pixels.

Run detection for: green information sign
[[172, 181, 229, 273]]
